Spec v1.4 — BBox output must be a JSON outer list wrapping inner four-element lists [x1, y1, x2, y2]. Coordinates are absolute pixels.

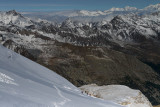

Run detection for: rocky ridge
[[80, 84, 153, 107]]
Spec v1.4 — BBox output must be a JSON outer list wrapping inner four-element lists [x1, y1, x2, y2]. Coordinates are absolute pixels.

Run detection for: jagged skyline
[[0, 0, 159, 11]]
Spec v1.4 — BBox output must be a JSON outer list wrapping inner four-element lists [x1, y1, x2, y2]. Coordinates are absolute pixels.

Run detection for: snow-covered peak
[[0, 10, 33, 27], [6, 10, 21, 16], [143, 3, 160, 11], [62, 18, 76, 28]]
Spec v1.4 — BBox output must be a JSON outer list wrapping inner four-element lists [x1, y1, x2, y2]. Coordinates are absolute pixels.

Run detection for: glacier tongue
[[0, 45, 123, 107]]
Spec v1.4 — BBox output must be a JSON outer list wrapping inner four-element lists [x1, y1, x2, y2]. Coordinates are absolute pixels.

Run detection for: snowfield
[[0, 45, 124, 107]]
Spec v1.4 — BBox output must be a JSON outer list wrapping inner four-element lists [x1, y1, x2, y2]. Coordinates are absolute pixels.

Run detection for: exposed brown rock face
[[112, 41, 160, 75]]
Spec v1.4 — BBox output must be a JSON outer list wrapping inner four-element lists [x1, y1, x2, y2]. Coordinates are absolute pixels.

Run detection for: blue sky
[[0, 0, 159, 11]]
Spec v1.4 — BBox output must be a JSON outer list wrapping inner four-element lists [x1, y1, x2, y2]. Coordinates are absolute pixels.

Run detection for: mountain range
[[0, 3, 160, 105], [22, 3, 160, 22]]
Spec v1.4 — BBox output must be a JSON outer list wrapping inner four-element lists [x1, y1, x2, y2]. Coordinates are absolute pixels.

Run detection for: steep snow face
[[0, 45, 124, 107], [80, 84, 153, 107]]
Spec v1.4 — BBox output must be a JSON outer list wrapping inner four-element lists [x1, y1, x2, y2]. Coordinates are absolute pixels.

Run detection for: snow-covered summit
[[0, 45, 124, 107], [6, 10, 21, 16], [0, 10, 33, 27], [143, 3, 160, 12]]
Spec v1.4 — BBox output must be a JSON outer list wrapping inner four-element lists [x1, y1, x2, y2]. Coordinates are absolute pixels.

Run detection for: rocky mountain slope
[[0, 3, 160, 105], [154, 105, 160, 107]]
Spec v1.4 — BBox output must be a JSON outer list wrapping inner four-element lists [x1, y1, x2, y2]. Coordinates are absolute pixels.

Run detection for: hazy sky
[[0, 0, 159, 11]]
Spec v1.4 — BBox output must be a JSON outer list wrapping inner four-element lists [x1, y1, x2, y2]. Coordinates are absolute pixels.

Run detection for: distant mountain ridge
[[22, 3, 160, 22]]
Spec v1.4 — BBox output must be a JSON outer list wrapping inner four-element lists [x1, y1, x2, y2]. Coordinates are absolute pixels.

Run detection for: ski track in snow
[[53, 85, 71, 107]]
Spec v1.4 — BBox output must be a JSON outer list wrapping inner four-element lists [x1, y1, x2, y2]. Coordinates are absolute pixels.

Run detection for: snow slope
[[0, 45, 124, 107]]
